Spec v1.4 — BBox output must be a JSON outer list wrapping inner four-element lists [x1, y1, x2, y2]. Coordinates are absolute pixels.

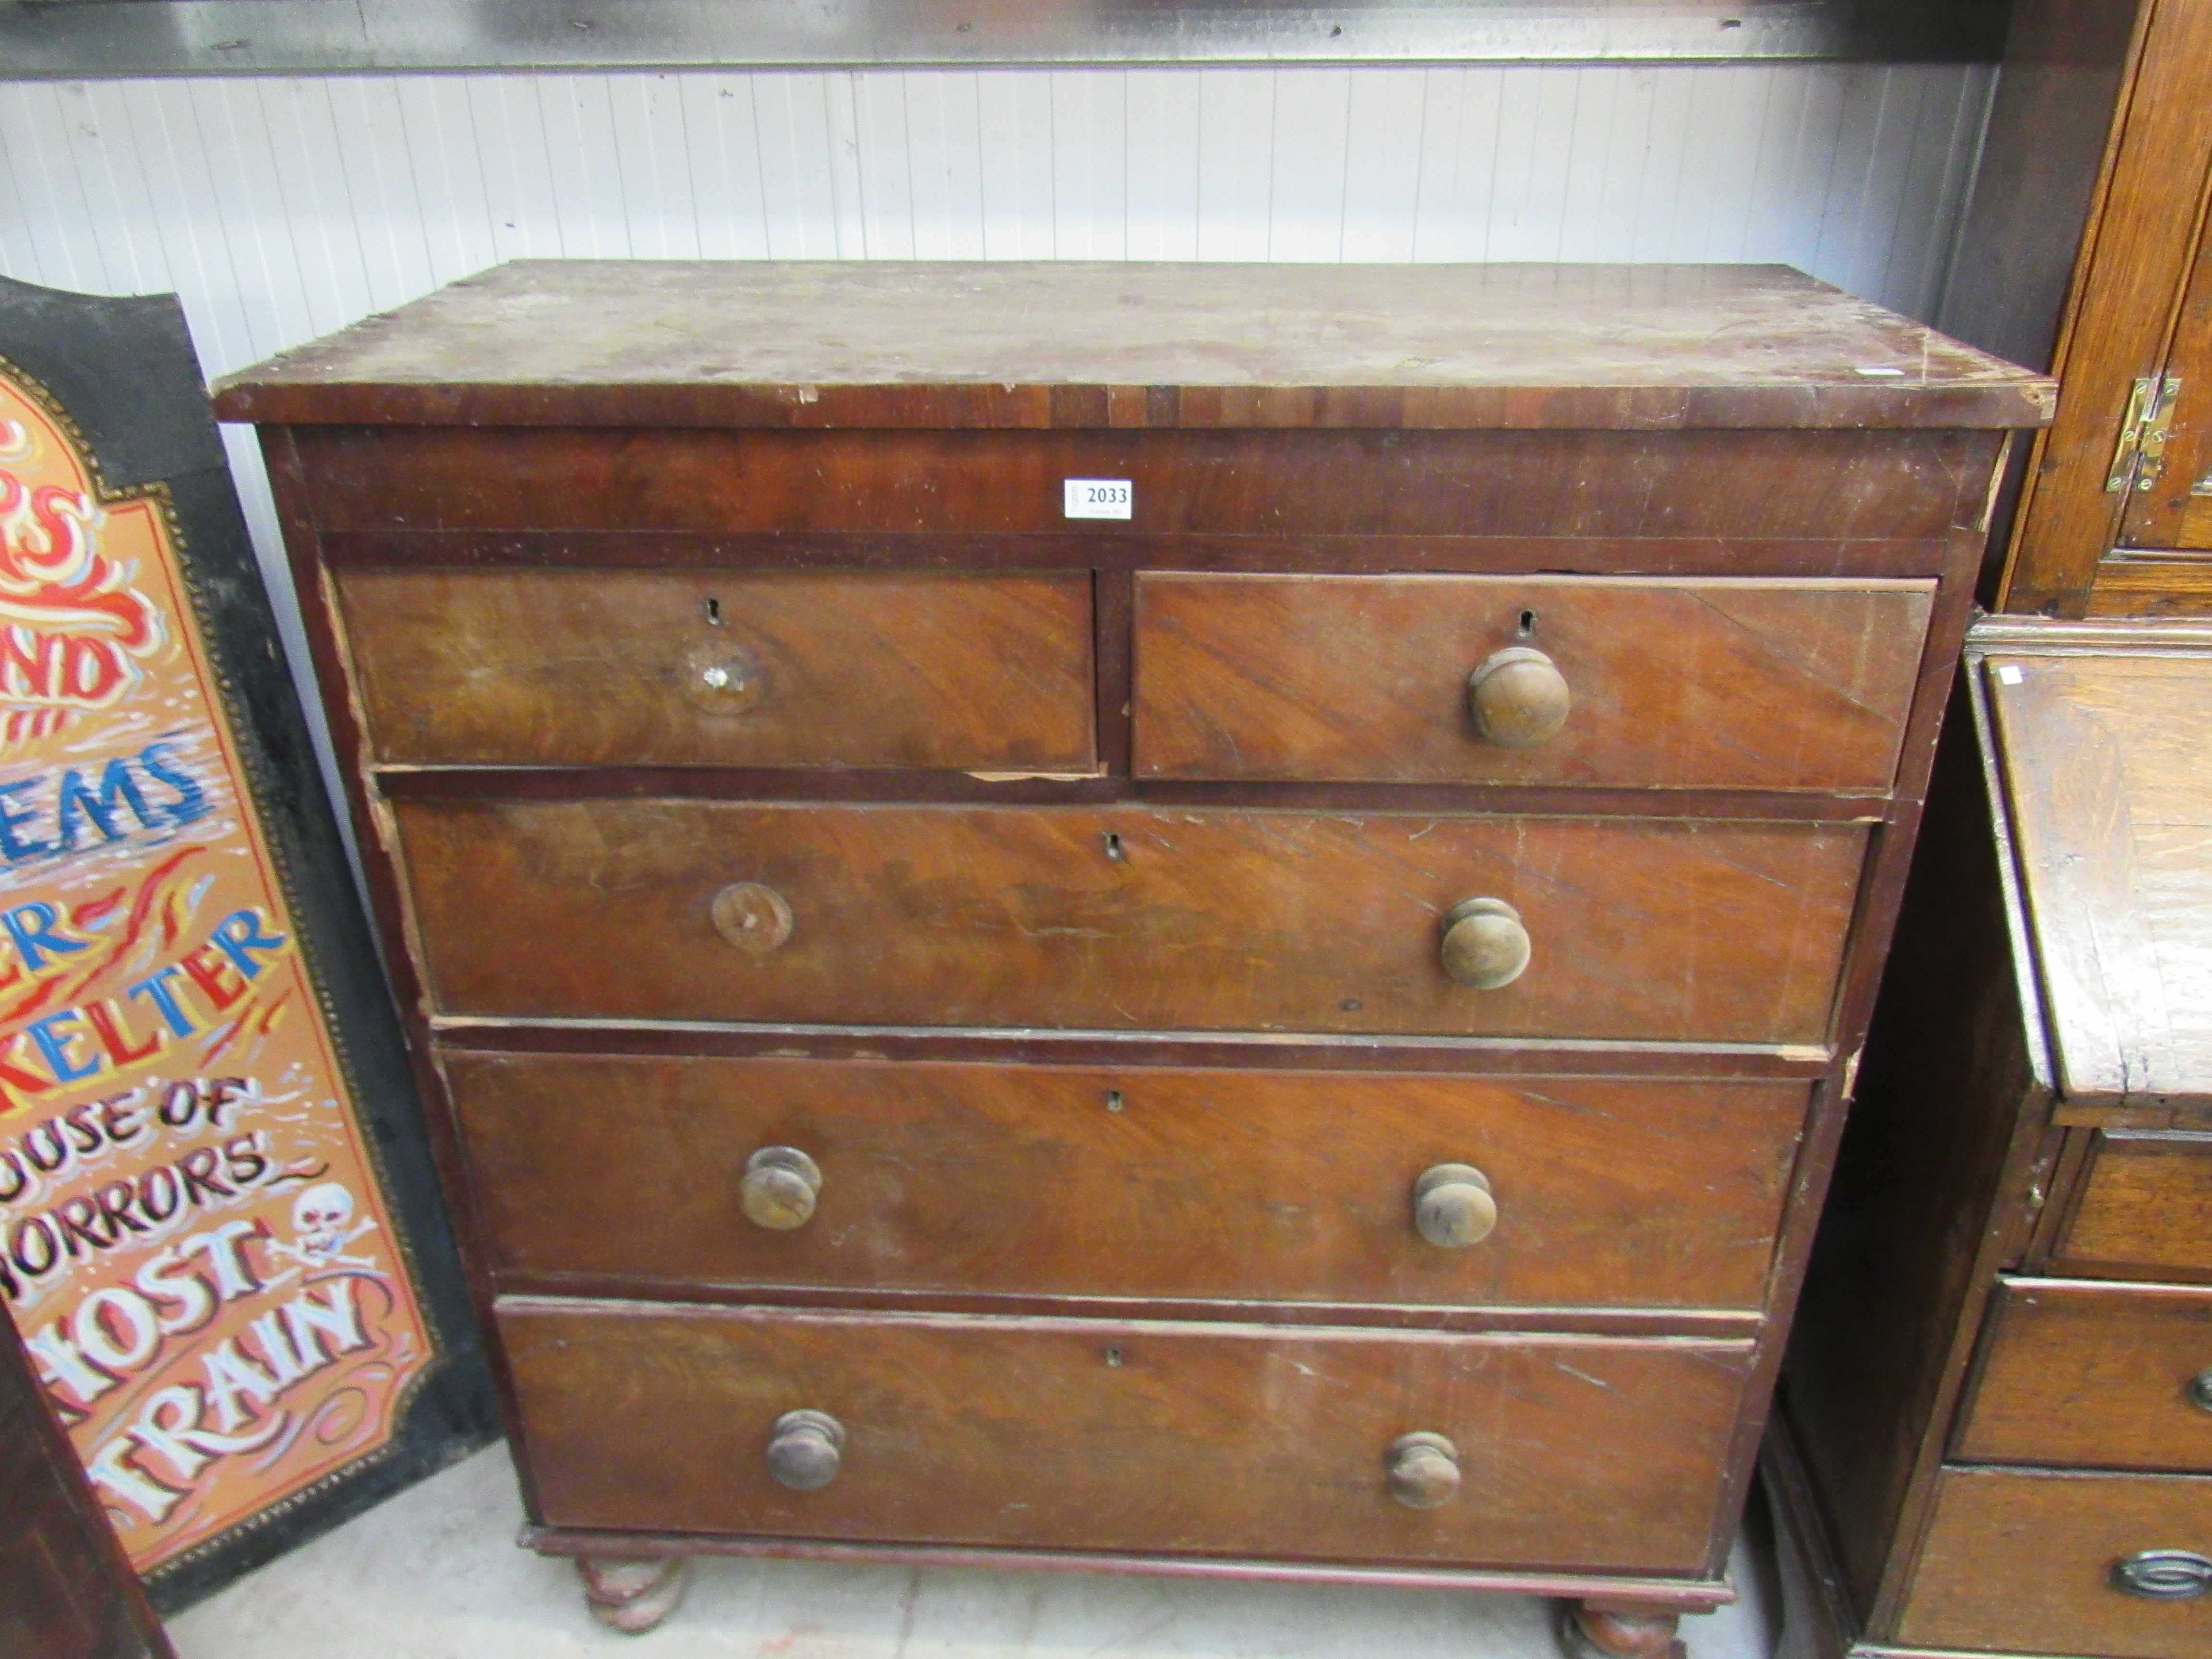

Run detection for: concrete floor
[[168, 1444, 1779, 1658]]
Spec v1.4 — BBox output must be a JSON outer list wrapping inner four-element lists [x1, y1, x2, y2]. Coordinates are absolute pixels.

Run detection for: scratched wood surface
[[288, 423, 1992, 543], [498, 1297, 1751, 1570], [445, 1052, 1807, 1311], [1987, 652, 2212, 1108], [1132, 572, 1934, 789], [207, 262, 2053, 432], [2054, 1130, 2212, 1279], [337, 567, 1097, 769], [1955, 1279, 2212, 1471], [395, 801, 1864, 1043], [1897, 1467, 2212, 1659]]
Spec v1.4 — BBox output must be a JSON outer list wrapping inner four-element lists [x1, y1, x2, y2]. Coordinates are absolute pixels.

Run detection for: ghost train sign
[[0, 277, 492, 1608]]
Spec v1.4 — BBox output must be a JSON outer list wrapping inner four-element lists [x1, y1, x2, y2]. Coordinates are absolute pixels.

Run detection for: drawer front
[[500, 1298, 1750, 1570], [336, 567, 1097, 770], [1133, 573, 1933, 790], [447, 1053, 1808, 1310], [1956, 1281, 2212, 1472], [1899, 1467, 2212, 1659], [2059, 1132, 2212, 1281], [396, 801, 1864, 1042]]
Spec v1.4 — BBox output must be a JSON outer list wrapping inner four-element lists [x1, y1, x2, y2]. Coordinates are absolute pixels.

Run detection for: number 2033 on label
[[1063, 479, 1133, 520]]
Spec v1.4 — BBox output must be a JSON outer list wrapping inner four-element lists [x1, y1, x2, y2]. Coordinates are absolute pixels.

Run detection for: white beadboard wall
[[0, 61, 1994, 824]]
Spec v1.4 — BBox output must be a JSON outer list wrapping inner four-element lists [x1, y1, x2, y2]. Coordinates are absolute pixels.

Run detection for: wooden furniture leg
[[575, 1556, 690, 1635], [1560, 1599, 1687, 1659]]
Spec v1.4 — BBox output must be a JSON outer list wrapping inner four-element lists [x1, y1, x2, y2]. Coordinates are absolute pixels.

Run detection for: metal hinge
[[2106, 374, 2182, 493]]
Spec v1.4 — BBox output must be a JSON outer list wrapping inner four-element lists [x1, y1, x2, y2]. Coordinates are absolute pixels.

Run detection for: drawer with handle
[[1131, 573, 1934, 789], [1899, 1467, 2212, 1659], [445, 1052, 1808, 1310], [335, 566, 1098, 770], [499, 1297, 1751, 1570], [395, 800, 1865, 1042], [1955, 1280, 2212, 1472]]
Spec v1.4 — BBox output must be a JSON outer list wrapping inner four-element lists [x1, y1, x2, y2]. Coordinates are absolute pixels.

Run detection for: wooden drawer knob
[[2111, 1550, 2212, 1600], [765, 1409, 845, 1491], [679, 639, 767, 715], [711, 881, 794, 953], [1413, 1164, 1497, 1248], [2189, 1368, 2212, 1412], [1439, 897, 1530, 989], [1385, 1431, 1461, 1510], [1467, 647, 1569, 748], [739, 1147, 821, 1230]]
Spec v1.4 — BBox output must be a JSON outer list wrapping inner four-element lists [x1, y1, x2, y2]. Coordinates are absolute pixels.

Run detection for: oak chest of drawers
[[1774, 620, 2212, 1659], [212, 261, 2051, 1649]]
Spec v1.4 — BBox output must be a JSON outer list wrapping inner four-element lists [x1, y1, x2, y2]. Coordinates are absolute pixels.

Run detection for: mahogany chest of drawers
[[211, 261, 2051, 1649], [1774, 620, 2212, 1659]]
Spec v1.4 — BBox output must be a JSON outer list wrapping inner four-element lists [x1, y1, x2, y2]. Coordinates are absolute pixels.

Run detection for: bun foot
[[576, 1555, 690, 1635], [1559, 1600, 1685, 1659]]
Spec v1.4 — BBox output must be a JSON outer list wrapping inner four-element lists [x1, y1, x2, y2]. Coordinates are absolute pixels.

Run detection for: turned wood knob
[[739, 1147, 821, 1230], [1385, 1431, 1461, 1510], [1467, 647, 1569, 748], [711, 881, 794, 953], [765, 1409, 844, 1491], [1439, 897, 1530, 989], [1413, 1164, 1497, 1248]]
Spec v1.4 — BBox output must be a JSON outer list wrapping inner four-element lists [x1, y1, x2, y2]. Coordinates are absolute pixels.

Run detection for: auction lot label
[[0, 364, 430, 1572]]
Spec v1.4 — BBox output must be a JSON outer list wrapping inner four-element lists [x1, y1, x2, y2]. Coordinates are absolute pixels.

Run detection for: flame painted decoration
[[0, 362, 433, 1576], [0, 416, 166, 749]]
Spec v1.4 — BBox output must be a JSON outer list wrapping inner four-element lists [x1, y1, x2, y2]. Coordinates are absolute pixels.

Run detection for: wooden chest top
[[209, 260, 2054, 432], [1978, 621, 2212, 1115]]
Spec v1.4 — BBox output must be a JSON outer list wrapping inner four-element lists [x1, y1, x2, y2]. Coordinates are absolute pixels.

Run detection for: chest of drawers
[[211, 261, 2050, 1650], [1774, 620, 2212, 1659]]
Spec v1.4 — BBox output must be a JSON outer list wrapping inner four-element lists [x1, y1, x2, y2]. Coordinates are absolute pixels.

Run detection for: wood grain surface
[[1956, 1278, 2212, 1471], [1777, 691, 2055, 1626], [498, 1297, 1752, 1570], [0, 1299, 174, 1659], [1898, 1466, 2212, 1658], [2119, 180, 2212, 553], [1996, 0, 2212, 612], [2058, 1131, 2212, 1278], [1987, 652, 2212, 1109], [208, 262, 2053, 432], [287, 424, 1994, 544], [394, 800, 1865, 1043], [444, 1052, 1808, 1311], [1132, 573, 1933, 789], [337, 566, 1096, 770]]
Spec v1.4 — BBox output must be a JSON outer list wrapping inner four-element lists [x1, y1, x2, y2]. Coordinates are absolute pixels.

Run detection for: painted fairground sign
[[0, 278, 492, 1609]]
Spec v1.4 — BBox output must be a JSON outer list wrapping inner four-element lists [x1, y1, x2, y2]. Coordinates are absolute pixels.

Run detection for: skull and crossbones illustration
[[266, 1181, 381, 1272]]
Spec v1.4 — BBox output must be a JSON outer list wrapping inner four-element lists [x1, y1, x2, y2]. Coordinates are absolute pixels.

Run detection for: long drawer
[[337, 566, 1098, 770], [1956, 1280, 2212, 1472], [446, 1052, 1807, 1310], [1899, 1467, 2212, 1659], [396, 801, 1864, 1042], [500, 1297, 1750, 1571], [1133, 573, 1933, 790]]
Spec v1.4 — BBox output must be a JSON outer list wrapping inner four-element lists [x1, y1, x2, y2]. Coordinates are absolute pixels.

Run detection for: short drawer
[[1898, 1467, 2212, 1659], [1131, 573, 1933, 789], [2057, 1132, 2212, 1281], [1956, 1281, 2212, 1472], [499, 1298, 1749, 1570], [335, 566, 1097, 770], [446, 1052, 1807, 1310], [395, 801, 1865, 1042]]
